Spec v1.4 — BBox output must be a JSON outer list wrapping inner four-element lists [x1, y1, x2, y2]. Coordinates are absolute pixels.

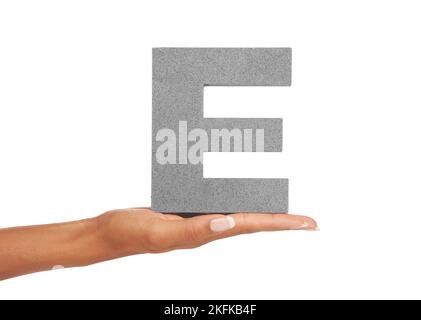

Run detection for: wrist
[[93, 213, 139, 259], [59, 217, 120, 267]]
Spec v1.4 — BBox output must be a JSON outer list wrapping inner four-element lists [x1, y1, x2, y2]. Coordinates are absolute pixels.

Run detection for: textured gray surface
[[152, 48, 290, 213]]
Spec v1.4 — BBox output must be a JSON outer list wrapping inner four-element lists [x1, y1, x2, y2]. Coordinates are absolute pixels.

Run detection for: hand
[[0, 208, 317, 280], [97, 208, 318, 255]]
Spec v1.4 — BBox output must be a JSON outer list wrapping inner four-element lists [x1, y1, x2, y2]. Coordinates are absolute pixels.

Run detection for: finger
[[153, 214, 225, 249], [227, 213, 318, 234], [154, 213, 317, 250], [191, 213, 318, 248], [196, 213, 318, 246]]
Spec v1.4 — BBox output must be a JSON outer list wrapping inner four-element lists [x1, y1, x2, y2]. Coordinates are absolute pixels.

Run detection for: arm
[[0, 208, 318, 280], [0, 217, 114, 280]]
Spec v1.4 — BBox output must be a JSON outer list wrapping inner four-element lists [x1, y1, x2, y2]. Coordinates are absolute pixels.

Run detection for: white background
[[0, 0, 420, 299]]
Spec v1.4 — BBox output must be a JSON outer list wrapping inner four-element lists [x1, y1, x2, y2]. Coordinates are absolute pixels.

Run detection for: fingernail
[[210, 216, 236, 232], [290, 222, 319, 231]]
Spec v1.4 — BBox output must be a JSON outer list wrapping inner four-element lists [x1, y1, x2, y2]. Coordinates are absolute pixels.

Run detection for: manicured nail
[[51, 265, 65, 270], [210, 216, 236, 232], [290, 222, 319, 231], [309, 226, 320, 231]]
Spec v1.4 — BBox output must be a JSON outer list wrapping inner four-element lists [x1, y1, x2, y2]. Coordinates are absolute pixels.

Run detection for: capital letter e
[[152, 48, 290, 213]]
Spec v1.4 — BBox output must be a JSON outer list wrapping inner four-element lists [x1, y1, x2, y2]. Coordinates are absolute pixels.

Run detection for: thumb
[[156, 213, 317, 250], [157, 214, 230, 249]]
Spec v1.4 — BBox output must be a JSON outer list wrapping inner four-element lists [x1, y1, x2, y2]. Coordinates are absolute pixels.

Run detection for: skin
[[0, 208, 317, 281]]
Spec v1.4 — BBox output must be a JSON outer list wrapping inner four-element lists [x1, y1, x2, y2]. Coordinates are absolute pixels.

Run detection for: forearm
[[0, 217, 118, 280], [0, 208, 317, 281]]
